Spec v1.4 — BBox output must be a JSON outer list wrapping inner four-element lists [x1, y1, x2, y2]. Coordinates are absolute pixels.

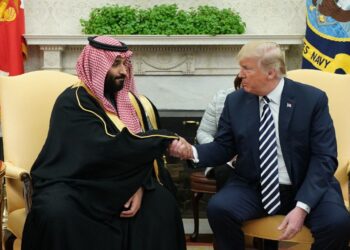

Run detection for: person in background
[[170, 40, 350, 250], [22, 36, 186, 250], [196, 76, 241, 190]]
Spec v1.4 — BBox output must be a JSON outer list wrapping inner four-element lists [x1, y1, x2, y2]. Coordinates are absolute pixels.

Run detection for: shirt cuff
[[192, 146, 199, 163], [296, 201, 311, 214], [204, 167, 213, 176]]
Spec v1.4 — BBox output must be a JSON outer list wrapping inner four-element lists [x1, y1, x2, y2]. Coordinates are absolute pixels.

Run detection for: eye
[[112, 59, 122, 67]]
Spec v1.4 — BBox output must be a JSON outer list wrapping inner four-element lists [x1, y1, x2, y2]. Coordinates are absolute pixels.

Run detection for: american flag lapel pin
[[286, 102, 292, 108]]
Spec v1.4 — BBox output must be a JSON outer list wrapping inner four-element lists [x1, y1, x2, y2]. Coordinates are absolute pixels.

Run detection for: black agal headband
[[88, 36, 129, 52]]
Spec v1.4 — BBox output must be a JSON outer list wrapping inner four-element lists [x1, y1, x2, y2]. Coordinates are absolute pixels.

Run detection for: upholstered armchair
[[0, 71, 78, 250], [242, 69, 350, 250]]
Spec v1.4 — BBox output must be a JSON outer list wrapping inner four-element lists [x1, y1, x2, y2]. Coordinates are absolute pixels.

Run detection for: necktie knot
[[263, 96, 270, 104]]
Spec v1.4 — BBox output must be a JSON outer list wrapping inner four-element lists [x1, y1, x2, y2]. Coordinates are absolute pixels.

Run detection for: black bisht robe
[[22, 86, 186, 250]]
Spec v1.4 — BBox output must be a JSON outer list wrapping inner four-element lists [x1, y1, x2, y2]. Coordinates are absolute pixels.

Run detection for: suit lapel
[[244, 94, 261, 173], [279, 78, 295, 176]]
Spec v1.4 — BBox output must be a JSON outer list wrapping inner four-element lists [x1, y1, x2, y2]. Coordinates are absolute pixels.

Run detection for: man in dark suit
[[170, 41, 350, 250]]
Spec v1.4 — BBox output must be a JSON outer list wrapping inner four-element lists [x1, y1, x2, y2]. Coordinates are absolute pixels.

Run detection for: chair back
[[287, 69, 350, 206], [0, 70, 79, 213]]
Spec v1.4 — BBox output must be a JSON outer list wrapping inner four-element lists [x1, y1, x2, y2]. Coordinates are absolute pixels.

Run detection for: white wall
[[25, 0, 306, 35]]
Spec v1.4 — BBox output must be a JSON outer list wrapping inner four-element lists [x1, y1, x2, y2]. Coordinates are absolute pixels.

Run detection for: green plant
[[80, 4, 245, 36]]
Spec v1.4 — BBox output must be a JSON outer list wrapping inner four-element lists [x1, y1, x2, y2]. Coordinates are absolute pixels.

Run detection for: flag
[[302, 0, 350, 74], [0, 0, 27, 76]]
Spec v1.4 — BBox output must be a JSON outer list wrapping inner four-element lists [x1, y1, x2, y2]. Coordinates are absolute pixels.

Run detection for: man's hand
[[168, 137, 194, 160], [120, 187, 143, 218], [318, 0, 340, 17], [278, 207, 308, 240]]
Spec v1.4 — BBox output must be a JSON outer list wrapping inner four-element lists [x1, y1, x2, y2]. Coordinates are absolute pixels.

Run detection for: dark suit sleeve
[[295, 92, 338, 208], [195, 97, 237, 168]]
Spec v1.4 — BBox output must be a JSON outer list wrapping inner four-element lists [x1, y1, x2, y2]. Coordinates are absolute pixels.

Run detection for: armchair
[[242, 69, 350, 250], [0, 70, 79, 250]]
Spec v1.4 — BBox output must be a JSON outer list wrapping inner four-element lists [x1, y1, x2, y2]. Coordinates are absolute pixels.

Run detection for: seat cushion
[[190, 171, 217, 193], [242, 215, 314, 244]]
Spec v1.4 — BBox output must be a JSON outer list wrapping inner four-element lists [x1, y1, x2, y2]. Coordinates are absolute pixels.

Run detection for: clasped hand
[[168, 136, 194, 160], [120, 187, 143, 218]]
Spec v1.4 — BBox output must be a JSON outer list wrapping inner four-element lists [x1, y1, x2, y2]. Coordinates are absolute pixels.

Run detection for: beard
[[104, 73, 125, 95]]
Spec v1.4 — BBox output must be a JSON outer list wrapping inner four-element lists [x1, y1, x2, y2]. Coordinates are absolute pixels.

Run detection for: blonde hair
[[237, 41, 286, 77]]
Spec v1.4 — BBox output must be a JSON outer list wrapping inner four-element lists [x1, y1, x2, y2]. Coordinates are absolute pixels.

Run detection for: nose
[[120, 64, 128, 76]]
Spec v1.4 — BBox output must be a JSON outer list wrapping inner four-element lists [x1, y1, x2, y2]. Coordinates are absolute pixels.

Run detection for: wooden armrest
[[0, 161, 5, 178], [4, 161, 29, 180], [4, 162, 33, 213]]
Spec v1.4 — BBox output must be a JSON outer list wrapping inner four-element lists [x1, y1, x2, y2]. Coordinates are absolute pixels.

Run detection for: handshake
[[168, 137, 194, 160]]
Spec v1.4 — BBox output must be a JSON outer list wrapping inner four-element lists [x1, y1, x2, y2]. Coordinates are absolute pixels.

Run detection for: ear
[[267, 69, 276, 80]]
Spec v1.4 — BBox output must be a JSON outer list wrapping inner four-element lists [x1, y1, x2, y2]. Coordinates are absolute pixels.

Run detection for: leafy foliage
[[80, 4, 245, 36]]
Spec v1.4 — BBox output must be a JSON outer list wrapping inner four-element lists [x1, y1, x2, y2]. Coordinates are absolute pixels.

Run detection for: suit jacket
[[195, 77, 340, 209]]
